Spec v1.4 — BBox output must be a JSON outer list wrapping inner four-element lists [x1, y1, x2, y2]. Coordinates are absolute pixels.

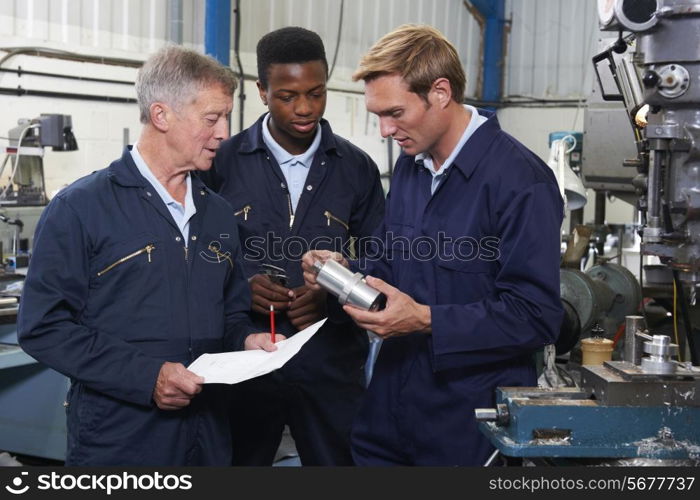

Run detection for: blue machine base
[[0, 326, 68, 461], [479, 391, 700, 459]]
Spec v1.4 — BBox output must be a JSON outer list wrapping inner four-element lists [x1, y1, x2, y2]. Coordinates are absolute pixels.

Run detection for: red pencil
[[270, 304, 276, 343]]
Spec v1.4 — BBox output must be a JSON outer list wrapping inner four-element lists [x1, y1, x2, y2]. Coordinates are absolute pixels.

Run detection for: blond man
[[303, 25, 563, 465]]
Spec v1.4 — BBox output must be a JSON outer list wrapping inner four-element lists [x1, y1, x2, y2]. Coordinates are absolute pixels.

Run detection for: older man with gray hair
[[18, 45, 278, 466]]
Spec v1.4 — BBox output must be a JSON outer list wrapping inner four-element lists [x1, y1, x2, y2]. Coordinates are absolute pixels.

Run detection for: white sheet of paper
[[188, 318, 327, 384]]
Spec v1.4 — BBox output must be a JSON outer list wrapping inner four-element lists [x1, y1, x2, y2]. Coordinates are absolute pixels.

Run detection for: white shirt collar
[[416, 104, 487, 178], [130, 143, 195, 219], [261, 113, 322, 168]]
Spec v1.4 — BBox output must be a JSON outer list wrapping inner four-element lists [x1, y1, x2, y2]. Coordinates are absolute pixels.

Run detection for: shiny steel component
[[656, 64, 690, 99], [640, 335, 679, 374], [312, 259, 386, 311], [474, 404, 510, 426], [593, 0, 700, 282], [624, 315, 647, 365], [597, 0, 660, 31], [474, 408, 498, 421]]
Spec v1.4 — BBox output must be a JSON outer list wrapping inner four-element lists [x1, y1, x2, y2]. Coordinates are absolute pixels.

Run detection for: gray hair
[[136, 45, 238, 124]]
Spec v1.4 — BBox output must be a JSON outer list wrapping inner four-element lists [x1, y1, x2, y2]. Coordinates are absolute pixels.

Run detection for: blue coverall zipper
[[286, 192, 294, 229]]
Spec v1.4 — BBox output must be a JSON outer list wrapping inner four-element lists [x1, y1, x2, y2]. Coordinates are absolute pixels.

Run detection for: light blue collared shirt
[[261, 113, 322, 212], [131, 144, 196, 244], [416, 105, 488, 194]]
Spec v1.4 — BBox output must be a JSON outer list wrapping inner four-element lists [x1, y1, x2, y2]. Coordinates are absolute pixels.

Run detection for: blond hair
[[353, 24, 465, 103]]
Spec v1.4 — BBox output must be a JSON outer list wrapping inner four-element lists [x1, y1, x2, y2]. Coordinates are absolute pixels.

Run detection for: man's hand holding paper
[[188, 318, 326, 384]]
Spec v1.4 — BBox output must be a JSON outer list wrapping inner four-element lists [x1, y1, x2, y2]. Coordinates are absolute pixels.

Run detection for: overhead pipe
[[205, 0, 245, 133], [204, 0, 231, 67], [233, 0, 246, 133], [0, 86, 136, 103], [466, 0, 507, 103], [0, 47, 142, 68], [0, 66, 133, 85]]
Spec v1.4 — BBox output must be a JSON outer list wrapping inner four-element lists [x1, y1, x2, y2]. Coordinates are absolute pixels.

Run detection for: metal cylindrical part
[[474, 408, 498, 422], [640, 334, 678, 374], [313, 259, 386, 311], [624, 315, 646, 365], [641, 356, 677, 374], [313, 260, 348, 297], [474, 404, 510, 426], [647, 150, 662, 223], [643, 335, 678, 357]]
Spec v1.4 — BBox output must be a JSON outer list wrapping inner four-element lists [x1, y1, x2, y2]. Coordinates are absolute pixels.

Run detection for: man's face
[[258, 60, 327, 153], [168, 83, 232, 171], [364, 74, 442, 157]]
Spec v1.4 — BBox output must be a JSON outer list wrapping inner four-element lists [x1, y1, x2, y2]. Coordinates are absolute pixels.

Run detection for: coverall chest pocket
[[321, 209, 349, 233], [198, 237, 234, 288], [91, 233, 160, 288], [233, 203, 253, 222], [232, 201, 266, 254], [435, 258, 497, 304], [307, 208, 351, 253]]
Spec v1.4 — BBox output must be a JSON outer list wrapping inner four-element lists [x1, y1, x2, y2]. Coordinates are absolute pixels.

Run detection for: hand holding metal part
[[302, 250, 431, 338], [341, 276, 432, 339], [260, 263, 288, 287], [301, 249, 348, 290], [248, 273, 294, 315], [311, 259, 386, 312]]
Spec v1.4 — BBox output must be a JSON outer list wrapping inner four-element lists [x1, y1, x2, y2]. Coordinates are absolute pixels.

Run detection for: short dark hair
[[256, 27, 328, 88]]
